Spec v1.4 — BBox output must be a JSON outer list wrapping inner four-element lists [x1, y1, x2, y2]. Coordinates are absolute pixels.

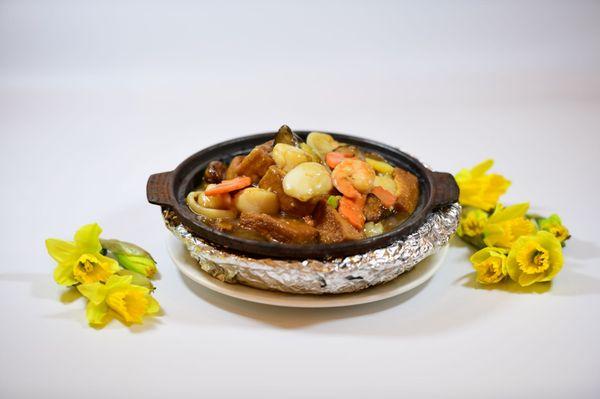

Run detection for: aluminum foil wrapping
[[164, 202, 460, 295]]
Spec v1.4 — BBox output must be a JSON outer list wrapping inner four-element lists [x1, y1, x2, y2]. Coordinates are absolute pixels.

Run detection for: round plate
[[167, 234, 448, 308]]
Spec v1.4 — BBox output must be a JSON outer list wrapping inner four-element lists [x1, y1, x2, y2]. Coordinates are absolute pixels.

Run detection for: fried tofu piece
[[256, 139, 274, 152], [239, 213, 318, 244], [258, 166, 317, 217], [363, 194, 392, 223], [236, 146, 275, 183], [313, 200, 364, 244], [393, 167, 419, 213], [225, 155, 245, 180]]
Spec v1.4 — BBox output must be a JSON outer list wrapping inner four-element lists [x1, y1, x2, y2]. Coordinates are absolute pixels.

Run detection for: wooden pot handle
[[430, 171, 459, 209], [146, 171, 175, 207]]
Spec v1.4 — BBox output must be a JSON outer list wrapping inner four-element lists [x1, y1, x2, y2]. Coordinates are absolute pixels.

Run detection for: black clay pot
[[147, 131, 458, 259]]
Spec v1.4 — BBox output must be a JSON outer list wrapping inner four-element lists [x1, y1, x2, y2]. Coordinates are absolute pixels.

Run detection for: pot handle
[[147, 171, 175, 207], [430, 171, 459, 209]]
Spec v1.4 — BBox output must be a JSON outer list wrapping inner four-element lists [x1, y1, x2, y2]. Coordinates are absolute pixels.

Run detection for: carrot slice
[[326, 152, 353, 169], [339, 195, 366, 230], [372, 186, 397, 208], [205, 176, 252, 196]]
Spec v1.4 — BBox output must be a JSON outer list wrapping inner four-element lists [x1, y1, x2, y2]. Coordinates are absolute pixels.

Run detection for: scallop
[[272, 143, 312, 172], [282, 162, 333, 202], [234, 187, 280, 215], [306, 132, 339, 159]]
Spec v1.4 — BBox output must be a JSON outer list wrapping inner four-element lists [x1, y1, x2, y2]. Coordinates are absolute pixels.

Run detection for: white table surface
[[1, 1, 599, 398]]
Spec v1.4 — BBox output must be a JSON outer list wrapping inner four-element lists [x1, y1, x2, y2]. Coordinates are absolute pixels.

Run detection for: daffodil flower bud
[[535, 214, 571, 246], [116, 269, 155, 291], [100, 239, 158, 278]]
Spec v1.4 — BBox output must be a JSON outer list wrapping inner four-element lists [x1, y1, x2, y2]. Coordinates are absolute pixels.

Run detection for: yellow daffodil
[[470, 247, 508, 284], [483, 203, 537, 249], [538, 214, 571, 245], [455, 159, 511, 211], [457, 208, 489, 238], [45, 223, 120, 286], [506, 231, 564, 286], [77, 275, 160, 326], [100, 239, 158, 278]]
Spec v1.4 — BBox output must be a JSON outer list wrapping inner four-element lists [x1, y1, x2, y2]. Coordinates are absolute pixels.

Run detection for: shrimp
[[331, 159, 375, 199]]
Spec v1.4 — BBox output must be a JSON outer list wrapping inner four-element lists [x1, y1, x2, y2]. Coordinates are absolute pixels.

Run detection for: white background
[[1, 1, 599, 398]]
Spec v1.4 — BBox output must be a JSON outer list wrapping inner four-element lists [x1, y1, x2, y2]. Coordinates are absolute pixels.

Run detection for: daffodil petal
[[537, 232, 564, 281], [470, 247, 493, 264], [74, 223, 103, 253], [146, 296, 160, 314], [488, 203, 530, 224], [471, 159, 494, 176], [518, 272, 543, 287], [105, 274, 133, 289], [53, 262, 77, 286], [98, 254, 121, 273], [86, 301, 110, 326], [77, 282, 107, 304], [45, 239, 78, 263]]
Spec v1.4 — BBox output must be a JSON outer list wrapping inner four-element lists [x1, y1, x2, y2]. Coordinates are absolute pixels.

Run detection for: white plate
[[167, 234, 448, 308]]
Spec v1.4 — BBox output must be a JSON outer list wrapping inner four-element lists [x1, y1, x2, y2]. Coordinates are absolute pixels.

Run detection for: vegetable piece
[[364, 222, 384, 238], [373, 174, 398, 196], [186, 192, 238, 219], [196, 185, 232, 209], [203, 161, 227, 184], [282, 162, 333, 202], [234, 188, 280, 215], [365, 158, 394, 174], [364, 151, 386, 162], [326, 195, 340, 209], [335, 145, 363, 159], [205, 176, 252, 196], [325, 151, 353, 169], [372, 186, 397, 208], [299, 143, 320, 162], [272, 143, 312, 172], [338, 195, 366, 230], [274, 125, 303, 146], [306, 132, 339, 159], [331, 159, 375, 199], [193, 207, 237, 219]]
